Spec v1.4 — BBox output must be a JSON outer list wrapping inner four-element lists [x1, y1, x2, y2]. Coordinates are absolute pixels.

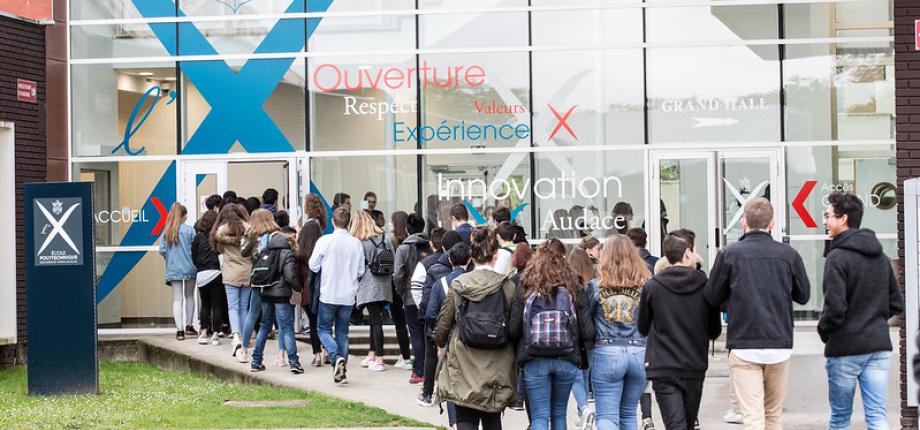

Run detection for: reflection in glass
[[659, 158, 710, 269]]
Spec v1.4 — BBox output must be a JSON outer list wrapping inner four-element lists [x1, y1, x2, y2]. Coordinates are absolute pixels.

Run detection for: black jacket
[[640, 266, 721, 379], [509, 286, 595, 368], [704, 230, 810, 350], [818, 228, 903, 357], [259, 232, 303, 303], [191, 232, 220, 272]]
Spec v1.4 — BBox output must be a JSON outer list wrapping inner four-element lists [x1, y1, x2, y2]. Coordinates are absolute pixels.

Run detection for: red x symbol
[[548, 105, 578, 141]]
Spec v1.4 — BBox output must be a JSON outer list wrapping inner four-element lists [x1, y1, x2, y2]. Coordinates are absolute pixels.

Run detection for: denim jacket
[[586, 278, 646, 347], [159, 223, 197, 284]]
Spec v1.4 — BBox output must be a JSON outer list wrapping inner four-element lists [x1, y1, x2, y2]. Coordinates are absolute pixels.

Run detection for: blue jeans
[[525, 357, 578, 430], [224, 285, 251, 335], [591, 345, 647, 430], [318, 302, 352, 362], [827, 350, 892, 430], [405, 304, 425, 375], [572, 368, 591, 412], [242, 290, 262, 347], [251, 301, 299, 366]]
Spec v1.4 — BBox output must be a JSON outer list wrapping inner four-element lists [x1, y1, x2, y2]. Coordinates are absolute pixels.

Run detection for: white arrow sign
[[692, 117, 738, 128]]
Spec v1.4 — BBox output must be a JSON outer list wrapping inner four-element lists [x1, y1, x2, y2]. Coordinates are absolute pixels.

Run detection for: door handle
[[714, 227, 720, 248]]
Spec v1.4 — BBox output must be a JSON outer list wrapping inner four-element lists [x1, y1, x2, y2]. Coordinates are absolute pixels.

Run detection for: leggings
[[170, 279, 195, 330], [390, 290, 411, 360], [455, 405, 502, 430], [365, 301, 387, 356], [304, 305, 322, 355], [198, 276, 226, 335]]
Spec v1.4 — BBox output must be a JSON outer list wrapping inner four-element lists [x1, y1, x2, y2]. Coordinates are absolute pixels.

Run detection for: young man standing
[[309, 208, 365, 384], [261, 188, 279, 213], [450, 203, 473, 245], [394, 213, 431, 385], [493, 222, 516, 276], [820, 192, 903, 429], [704, 197, 810, 430], [363, 191, 386, 228], [640, 233, 721, 430]]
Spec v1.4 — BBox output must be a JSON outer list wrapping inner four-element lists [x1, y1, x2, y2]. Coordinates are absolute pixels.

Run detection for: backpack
[[250, 246, 284, 289], [367, 235, 395, 276], [458, 281, 509, 350], [523, 286, 578, 357]]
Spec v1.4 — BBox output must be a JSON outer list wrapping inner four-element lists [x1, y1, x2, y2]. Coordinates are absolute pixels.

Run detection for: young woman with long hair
[[192, 210, 224, 345], [295, 193, 327, 367], [432, 227, 518, 430], [587, 234, 652, 430], [350, 210, 393, 371], [159, 203, 198, 341], [211, 203, 251, 358], [239, 209, 282, 363], [387, 210, 413, 370], [510, 238, 595, 430]]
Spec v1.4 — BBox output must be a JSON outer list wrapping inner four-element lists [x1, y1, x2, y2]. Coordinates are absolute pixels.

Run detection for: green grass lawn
[[0, 361, 429, 429]]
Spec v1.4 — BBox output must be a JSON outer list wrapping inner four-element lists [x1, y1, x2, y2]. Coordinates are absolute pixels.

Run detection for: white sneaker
[[394, 358, 413, 370], [210, 333, 220, 346], [361, 357, 373, 368], [367, 362, 385, 371], [237, 347, 249, 364], [196, 333, 209, 345], [723, 410, 743, 424]]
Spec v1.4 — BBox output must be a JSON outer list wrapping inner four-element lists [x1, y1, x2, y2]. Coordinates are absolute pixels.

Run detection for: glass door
[[650, 149, 782, 272], [180, 161, 228, 224]]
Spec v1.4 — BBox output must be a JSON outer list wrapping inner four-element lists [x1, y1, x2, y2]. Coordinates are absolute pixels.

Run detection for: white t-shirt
[[734, 349, 792, 365], [493, 247, 514, 276]]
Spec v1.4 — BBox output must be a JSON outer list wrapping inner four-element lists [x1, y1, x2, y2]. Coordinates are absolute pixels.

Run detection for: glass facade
[[69, 0, 895, 326]]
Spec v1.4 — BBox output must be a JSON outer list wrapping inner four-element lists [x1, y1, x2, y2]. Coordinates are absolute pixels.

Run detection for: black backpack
[[250, 246, 283, 289], [367, 235, 395, 276], [458, 282, 509, 350]]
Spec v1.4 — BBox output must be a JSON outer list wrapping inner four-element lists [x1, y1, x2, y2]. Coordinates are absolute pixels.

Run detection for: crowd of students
[[157, 190, 903, 430]]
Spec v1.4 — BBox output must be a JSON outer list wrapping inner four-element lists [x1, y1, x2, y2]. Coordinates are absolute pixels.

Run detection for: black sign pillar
[[24, 182, 97, 395]]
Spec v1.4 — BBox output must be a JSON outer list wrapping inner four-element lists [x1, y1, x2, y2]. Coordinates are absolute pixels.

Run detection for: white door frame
[[0, 121, 15, 346], [178, 160, 228, 225], [649, 150, 718, 268], [649, 148, 783, 270]]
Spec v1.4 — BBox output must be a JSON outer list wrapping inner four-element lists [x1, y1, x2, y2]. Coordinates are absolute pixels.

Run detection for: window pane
[[182, 59, 305, 153], [71, 24, 175, 59], [785, 0, 891, 39], [308, 56, 418, 151], [72, 0, 172, 21], [647, 46, 780, 143], [422, 152, 532, 235], [311, 155, 419, 228], [785, 144, 896, 236], [179, 18, 304, 56], [532, 0, 642, 46], [96, 252, 172, 328], [784, 43, 894, 141], [647, 5, 777, 43], [420, 1, 527, 49], [532, 49, 644, 146], [72, 64, 178, 157], [73, 161, 175, 247], [420, 52, 530, 149], [534, 149, 646, 240], [178, 0, 302, 17]]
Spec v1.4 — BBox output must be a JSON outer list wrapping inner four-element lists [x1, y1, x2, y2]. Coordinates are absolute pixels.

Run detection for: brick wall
[[897, 0, 920, 427], [0, 16, 47, 366]]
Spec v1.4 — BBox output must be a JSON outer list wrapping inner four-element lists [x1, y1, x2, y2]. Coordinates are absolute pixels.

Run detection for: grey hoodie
[[393, 232, 430, 306]]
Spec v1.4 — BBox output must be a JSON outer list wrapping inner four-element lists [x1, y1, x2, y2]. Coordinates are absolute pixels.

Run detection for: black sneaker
[[185, 325, 198, 336], [176, 330, 185, 341], [251, 363, 266, 372], [416, 392, 433, 407], [333, 357, 347, 383], [290, 363, 304, 374], [311, 357, 322, 367]]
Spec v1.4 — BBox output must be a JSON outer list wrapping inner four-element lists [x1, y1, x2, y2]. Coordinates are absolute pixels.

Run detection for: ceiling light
[[138, 72, 154, 76]]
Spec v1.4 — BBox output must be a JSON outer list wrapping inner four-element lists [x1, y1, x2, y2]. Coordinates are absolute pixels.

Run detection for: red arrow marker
[[150, 197, 168, 236], [792, 180, 818, 228]]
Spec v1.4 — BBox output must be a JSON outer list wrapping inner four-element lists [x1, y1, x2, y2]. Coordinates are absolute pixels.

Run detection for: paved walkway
[[140, 329, 901, 429]]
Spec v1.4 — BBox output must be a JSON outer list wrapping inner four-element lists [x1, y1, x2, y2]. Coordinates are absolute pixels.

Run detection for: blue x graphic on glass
[[132, 0, 332, 154]]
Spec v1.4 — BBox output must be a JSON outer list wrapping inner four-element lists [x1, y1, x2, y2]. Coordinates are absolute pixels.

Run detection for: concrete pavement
[[139, 328, 902, 429]]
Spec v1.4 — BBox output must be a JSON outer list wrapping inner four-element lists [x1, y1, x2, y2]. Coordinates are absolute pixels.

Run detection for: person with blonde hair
[[159, 203, 198, 341], [351, 210, 394, 371], [239, 209, 281, 363], [587, 233, 652, 430]]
